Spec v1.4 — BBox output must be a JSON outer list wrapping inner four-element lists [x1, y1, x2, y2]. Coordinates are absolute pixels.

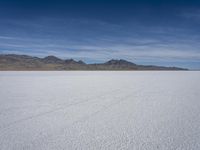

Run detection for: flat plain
[[0, 71, 200, 150]]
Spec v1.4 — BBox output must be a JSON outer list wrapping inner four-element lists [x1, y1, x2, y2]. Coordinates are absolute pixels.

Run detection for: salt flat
[[0, 71, 200, 150]]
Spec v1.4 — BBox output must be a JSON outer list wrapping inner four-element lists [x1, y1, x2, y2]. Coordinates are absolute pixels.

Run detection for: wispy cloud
[[181, 10, 200, 20]]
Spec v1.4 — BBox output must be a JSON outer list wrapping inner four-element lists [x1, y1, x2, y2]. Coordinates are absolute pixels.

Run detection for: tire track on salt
[[0, 86, 130, 133]]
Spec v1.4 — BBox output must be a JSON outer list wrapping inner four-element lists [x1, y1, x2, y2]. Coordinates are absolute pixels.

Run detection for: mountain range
[[0, 54, 187, 70]]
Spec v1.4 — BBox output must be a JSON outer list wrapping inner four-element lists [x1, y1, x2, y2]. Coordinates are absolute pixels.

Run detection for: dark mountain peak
[[65, 59, 86, 65], [42, 56, 63, 63], [65, 59, 77, 64], [105, 59, 136, 66], [77, 60, 86, 65], [43, 55, 60, 60]]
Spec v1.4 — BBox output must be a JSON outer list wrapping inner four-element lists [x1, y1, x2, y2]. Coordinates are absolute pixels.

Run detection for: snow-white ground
[[0, 71, 200, 150]]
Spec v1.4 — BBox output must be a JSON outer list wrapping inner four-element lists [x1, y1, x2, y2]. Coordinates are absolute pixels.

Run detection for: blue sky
[[0, 0, 200, 69]]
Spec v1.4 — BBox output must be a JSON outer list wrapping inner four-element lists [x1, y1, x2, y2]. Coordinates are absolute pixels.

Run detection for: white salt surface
[[0, 71, 200, 150]]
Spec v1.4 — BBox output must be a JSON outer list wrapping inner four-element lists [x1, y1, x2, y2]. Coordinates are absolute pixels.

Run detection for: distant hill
[[0, 54, 188, 70]]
